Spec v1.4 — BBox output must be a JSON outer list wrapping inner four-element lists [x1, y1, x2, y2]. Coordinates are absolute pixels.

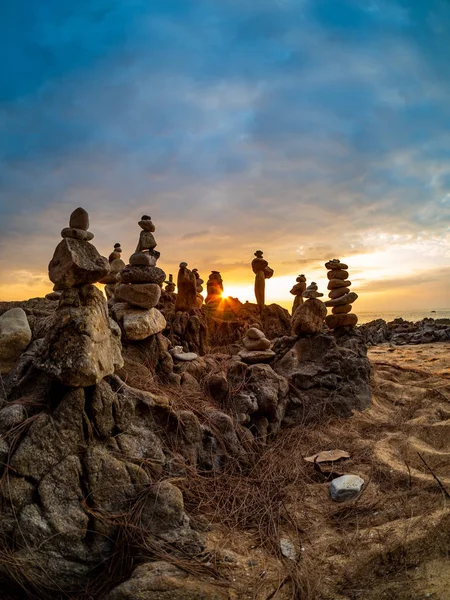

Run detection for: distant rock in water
[[359, 317, 450, 345]]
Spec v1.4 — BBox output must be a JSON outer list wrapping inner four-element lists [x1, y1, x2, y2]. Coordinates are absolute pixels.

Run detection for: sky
[[1, 0, 450, 312]]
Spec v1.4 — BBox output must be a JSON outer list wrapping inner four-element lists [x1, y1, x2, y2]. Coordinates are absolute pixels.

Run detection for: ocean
[[358, 309, 450, 325]]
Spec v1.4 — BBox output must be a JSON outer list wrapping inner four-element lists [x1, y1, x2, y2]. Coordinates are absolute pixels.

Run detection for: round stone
[[328, 279, 351, 290], [330, 475, 364, 502], [61, 228, 94, 241], [332, 304, 352, 314], [138, 219, 155, 232], [247, 327, 265, 340], [115, 283, 161, 309], [325, 260, 348, 270], [118, 265, 166, 285], [325, 313, 358, 329], [129, 252, 151, 266], [327, 269, 349, 281], [292, 298, 327, 335], [328, 287, 350, 299], [69, 207, 89, 230], [243, 336, 271, 351]]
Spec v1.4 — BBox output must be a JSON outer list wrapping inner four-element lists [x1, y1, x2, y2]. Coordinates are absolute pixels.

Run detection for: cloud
[[180, 230, 211, 241]]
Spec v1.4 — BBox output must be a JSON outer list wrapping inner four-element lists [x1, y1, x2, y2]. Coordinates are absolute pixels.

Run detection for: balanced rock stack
[[289, 274, 307, 314], [136, 214, 160, 261], [193, 268, 204, 307], [324, 259, 358, 329], [112, 218, 167, 340], [205, 271, 224, 309], [238, 326, 275, 364], [42, 208, 123, 386], [100, 242, 126, 302], [174, 262, 198, 312], [165, 274, 176, 293], [291, 282, 327, 335]]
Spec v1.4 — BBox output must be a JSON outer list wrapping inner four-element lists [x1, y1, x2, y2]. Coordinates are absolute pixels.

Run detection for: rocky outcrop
[[0, 308, 32, 374], [359, 317, 450, 346]]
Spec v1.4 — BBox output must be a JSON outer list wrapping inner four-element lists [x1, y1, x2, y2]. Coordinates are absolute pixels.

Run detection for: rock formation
[[324, 259, 358, 329], [112, 218, 167, 340], [100, 242, 127, 302], [291, 282, 327, 335], [164, 273, 176, 293], [238, 326, 275, 363], [192, 268, 204, 307], [251, 250, 274, 310], [205, 271, 224, 309], [289, 274, 307, 314], [0, 308, 32, 374], [174, 263, 197, 312]]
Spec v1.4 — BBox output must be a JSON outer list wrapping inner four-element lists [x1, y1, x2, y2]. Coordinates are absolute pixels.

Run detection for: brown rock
[[69, 207, 89, 230], [129, 252, 152, 266], [325, 292, 358, 307], [326, 313, 358, 329], [332, 304, 352, 314], [325, 260, 348, 270], [0, 308, 32, 374], [328, 279, 351, 290], [238, 349, 275, 363], [291, 298, 327, 335], [115, 283, 161, 309], [49, 238, 110, 289], [118, 265, 166, 285], [327, 269, 349, 281], [61, 228, 94, 241], [328, 287, 350, 299], [175, 264, 197, 312], [243, 336, 271, 351], [247, 327, 264, 340], [121, 307, 167, 340]]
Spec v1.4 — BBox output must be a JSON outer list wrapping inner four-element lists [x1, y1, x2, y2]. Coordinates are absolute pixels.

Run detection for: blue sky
[[1, 0, 449, 308]]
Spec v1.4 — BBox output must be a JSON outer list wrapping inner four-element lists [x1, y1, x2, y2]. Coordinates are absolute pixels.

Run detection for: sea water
[[358, 309, 450, 325]]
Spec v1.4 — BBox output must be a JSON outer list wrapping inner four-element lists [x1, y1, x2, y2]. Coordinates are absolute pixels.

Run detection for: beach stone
[[0, 308, 32, 374], [329, 287, 350, 299], [122, 308, 166, 340], [115, 283, 161, 309], [302, 290, 323, 298], [138, 217, 155, 232], [118, 265, 165, 285], [327, 269, 349, 281], [129, 252, 151, 266], [45, 292, 61, 301], [238, 349, 275, 364], [326, 313, 358, 329], [243, 336, 271, 351], [69, 207, 89, 230], [247, 327, 265, 340], [328, 279, 351, 290], [292, 298, 327, 335], [49, 238, 110, 289], [330, 475, 364, 502], [332, 304, 352, 314], [61, 228, 94, 242], [325, 260, 348, 270], [171, 346, 198, 362], [324, 292, 358, 307]]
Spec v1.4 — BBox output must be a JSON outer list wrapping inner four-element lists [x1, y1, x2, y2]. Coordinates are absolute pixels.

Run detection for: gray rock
[[0, 308, 32, 374], [238, 349, 275, 363], [118, 264, 165, 284], [0, 404, 27, 433], [291, 298, 327, 335], [280, 537, 297, 561], [69, 207, 89, 230], [324, 292, 358, 308], [129, 252, 151, 266], [115, 282, 162, 309], [122, 307, 167, 340], [60, 227, 94, 241], [330, 474, 364, 502], [48, 238, 110, 289]]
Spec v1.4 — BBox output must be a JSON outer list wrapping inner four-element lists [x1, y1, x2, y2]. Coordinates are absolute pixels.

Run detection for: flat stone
[[243, 336, 271, 351], [138, 219, 155, 232], [49, 238, 110, 289], [325, 260, 348, 270], [330, 475, 364, 502], [327, 269, 349, 281], [324, 292, 358, 307], [121, 308, 167, 340], [247, 327, 265, 340], [328, 279, 351, 290], [328, 287, 350, 299], [332, 304, 352, 314], [238, 349, 275, 364], [0, 308, 32, 374], [129, 252, 151, 266], [69, 207, 89, 230], [45, 292, 62, 301], [61, 228, 94, 241], [171, 346, 198, 361], [302, 290, 324, 298], [292, 298, 327, 335], [326, 313, 358, 329], [118, 265, 166, 285], [115, 283, 161, 309]]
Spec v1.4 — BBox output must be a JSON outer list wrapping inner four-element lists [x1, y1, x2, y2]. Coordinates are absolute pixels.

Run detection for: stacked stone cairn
[[238, 326, 275, 364], [112, 217, 167, 340], [44, 207, 123, 385], [100, 242, 126, 303], [174, 262, 198, 312], [289, 274, 307, 314], [205, 270, 224, 310], [193, 268, 205, 307], [165, 273, 176, 293], [252, 250, 274, 311], [324, 259, 358, 329], [291, 281, 327, 335]]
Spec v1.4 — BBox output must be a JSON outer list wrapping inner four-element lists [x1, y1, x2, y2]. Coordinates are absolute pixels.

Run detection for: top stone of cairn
[[69, 207, 90, 231]]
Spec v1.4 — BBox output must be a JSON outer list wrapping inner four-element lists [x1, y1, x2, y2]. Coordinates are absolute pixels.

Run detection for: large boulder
[[0, 308, 32, 374], [113, 304, 167, 340], [292, 298, 327, 335], [36, 285, 123, 387]]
